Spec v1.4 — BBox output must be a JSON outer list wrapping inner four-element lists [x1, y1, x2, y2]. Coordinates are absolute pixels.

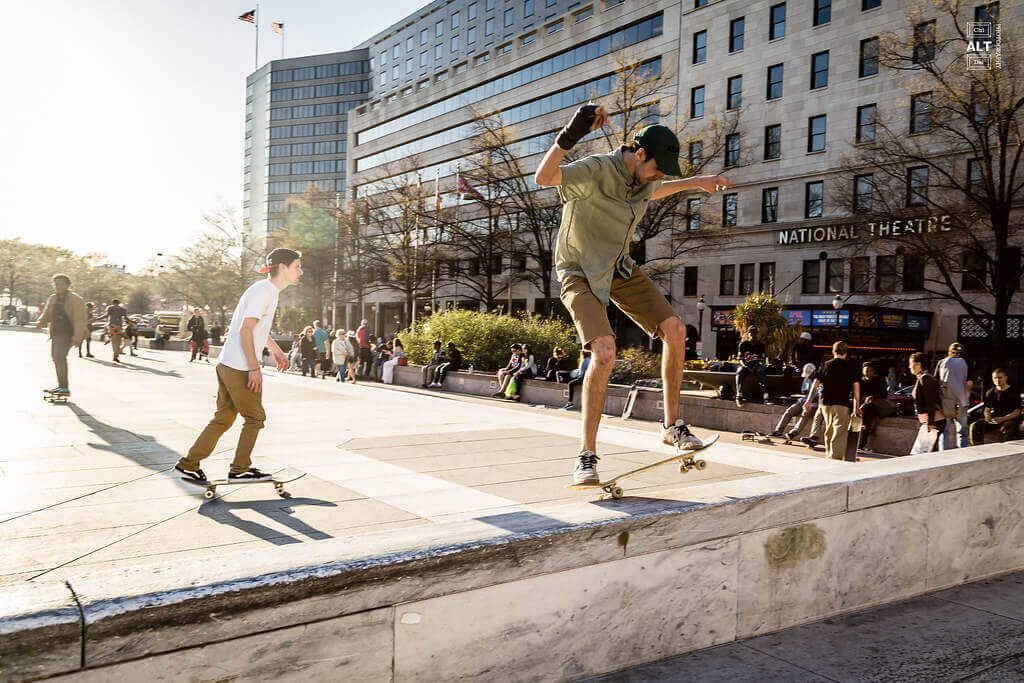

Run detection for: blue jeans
[[736, 364, 769, 398], [941, 406, 969, 449]]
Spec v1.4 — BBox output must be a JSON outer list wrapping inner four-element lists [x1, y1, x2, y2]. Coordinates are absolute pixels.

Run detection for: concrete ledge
[[3, 439, 1024, 680], [393, 366, 918, 455]]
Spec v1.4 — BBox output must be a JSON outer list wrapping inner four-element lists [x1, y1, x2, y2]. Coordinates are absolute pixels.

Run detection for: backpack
[[935, 377, 960, 418]]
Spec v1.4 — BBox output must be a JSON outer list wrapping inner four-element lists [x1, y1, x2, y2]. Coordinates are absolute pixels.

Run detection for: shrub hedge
[[396, 310, 580, 373]]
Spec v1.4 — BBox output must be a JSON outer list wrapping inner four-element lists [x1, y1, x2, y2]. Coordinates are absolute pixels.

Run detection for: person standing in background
[[935, 342, 969, 449]]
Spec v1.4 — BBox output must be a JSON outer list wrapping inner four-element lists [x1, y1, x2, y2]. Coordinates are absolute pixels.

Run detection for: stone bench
[[395, 366, 920, 456]]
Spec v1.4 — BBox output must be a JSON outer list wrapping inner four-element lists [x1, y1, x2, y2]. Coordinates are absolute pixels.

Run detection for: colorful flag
[[457, 173, 485, 202], [272, 21, 284, 34], [238, 9, 256, 24]]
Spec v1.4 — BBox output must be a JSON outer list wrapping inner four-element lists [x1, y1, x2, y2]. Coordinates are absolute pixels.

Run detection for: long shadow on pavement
[[85, 356, 182, 378], [197, 497, 338, 544]]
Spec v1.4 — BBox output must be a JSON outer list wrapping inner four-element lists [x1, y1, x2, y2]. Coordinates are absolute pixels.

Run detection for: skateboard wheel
[[203, 489, 214, 499], [611, 487, 624, 499], [695, 459, 707, 470], [678, 462, 689, 474]]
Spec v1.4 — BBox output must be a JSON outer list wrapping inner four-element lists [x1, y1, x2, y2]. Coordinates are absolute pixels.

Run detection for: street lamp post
[[832, 294, 843, 338], [696, 295, 706, 341]]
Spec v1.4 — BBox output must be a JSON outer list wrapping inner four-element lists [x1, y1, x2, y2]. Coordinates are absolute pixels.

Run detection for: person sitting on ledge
[[428, 341, 462, 389], [770, 363, 817, 438], [735, 325, 771, 407], [970, 368, 1021, 445], [492, 344, 523, 397], [544, 346, 571, 382]]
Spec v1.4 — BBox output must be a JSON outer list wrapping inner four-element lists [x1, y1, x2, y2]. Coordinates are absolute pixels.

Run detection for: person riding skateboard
[[35, 273, 88, 397], [534, 104, 732, 485], [174, 248, 302, 483]]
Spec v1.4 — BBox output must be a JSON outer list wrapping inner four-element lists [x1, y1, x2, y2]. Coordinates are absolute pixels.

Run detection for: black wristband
[[556, 105, 598, 150]]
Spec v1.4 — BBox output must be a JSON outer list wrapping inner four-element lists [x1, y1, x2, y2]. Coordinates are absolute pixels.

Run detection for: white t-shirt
[[219, 279, 280, 372]]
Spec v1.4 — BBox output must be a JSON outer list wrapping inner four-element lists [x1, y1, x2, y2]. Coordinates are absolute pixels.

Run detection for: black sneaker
[[769, 430, 784, 438], [801, 437, 818, 448], [228, 467, 273, 482], [175, 463, 207, 482]]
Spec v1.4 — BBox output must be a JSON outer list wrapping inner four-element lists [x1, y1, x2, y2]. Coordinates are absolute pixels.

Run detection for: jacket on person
[[37, 291, 88, 343], [445, 347, 462, 370], [187, 315, 206, 342], [299, 336, 318, 360], [913, 372, 941, 426]]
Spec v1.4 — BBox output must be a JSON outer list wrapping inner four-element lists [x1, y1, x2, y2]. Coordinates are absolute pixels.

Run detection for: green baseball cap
[[634, 125, 682, 177]]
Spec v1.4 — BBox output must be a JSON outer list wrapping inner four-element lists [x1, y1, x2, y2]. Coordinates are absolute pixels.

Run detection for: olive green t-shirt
[[555, 148, 661, 305]]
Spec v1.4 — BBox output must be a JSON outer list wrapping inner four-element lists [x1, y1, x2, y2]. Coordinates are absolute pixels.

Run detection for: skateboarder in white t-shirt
[[175, 249, 302, 483]]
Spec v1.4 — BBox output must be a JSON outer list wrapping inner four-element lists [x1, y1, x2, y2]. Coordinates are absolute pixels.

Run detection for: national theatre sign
[[777, 214, 952, 245]]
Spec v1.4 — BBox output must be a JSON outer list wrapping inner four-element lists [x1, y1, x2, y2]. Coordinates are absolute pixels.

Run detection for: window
[[574, 6, 593, 21], [696, 0, 708, 6], [739, 263, 756, 295], [863, 0, 881, 9], [486, 0, 495, 10], [683, 266, 698, 297], [407, 36, 415, 51], [690, 85, 705, 118], [854, 174, 874, 212], [759, 262, 776, 294], [468, 2, 478, 20], [687, 198, 701, 230], [913, 21, 935, 63], [451, 35, 460, 51], [807, 115, 826, 152], [380, 50, 388, 66], [802, 260, 821, 294], [805, 180, 823, 217], [546, 0, 557, 5], [505, 8, 515, 26], [825, 258, 844, 293], [720, 264, 736, 295], [813, 0, 831, 25], [851, 257, 870, 292], [910, 92, 931, 133], [693, 30, 707, 63], [435, 43, 444, 60], [903, 255, 925, 291], [392, 64, 400, 80], [605, 0, 625, 7], [722, 193, 738, 226], [764, 124, 781, 160], [727, 75, 742, 109], [689, 141, 703, 166], [975, 3, 999, 23], [406, 58, 414, 73], [811, 51, 829, 88], [393, 44, 400, 59], [421, 51, 429, 67], [769, 3, 786, 39], [547, 20, 563, 33], [436, 20, 445, 37], [452, 11, 461, 28], [729, 17, 745, 52], [877, 255, 898, 292], [524, 0, 534, 17], [379, 71, 387, 86], [468, 26, 477, 44], [475, 53, 490, 65], [766, 63, 783, 99], [762, 187, 779, 222], [485, 17, 494, 35], [856, 104, 876, 142], [907, 166, 929, 206], [521, 32, 535, 45], [725, 134, 740, 166], [421, 28, 430, 45], [967, 158, 984, 195], [456, 62, 467, 73], [498, 42, 512, 54], [860, 37, 879, 76], [962, 250, 986, 291]]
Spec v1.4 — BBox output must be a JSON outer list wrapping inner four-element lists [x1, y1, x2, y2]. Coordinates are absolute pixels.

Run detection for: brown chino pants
[[181, 364, 266, 475]]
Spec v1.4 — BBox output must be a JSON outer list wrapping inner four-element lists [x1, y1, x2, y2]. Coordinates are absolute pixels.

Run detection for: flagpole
[[254, 2, 260, 70]]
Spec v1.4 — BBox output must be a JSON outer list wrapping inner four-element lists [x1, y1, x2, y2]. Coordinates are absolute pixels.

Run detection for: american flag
[[272, 22, 285, 34], [238, 9, 256, 24]]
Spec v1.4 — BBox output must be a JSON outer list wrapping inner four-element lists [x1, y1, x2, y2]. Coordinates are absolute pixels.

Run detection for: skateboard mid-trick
[[182, 472, 306, 500], [568, 434, 719, 499]]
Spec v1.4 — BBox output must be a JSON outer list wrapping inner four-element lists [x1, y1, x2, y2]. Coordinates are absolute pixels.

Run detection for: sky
[[0, 0, 424, 272]]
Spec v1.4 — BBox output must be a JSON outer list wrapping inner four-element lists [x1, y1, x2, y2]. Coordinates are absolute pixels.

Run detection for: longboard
[[181, 472, 306, 499], [567, 434, 720, 499], [42, 389, 68, 404]]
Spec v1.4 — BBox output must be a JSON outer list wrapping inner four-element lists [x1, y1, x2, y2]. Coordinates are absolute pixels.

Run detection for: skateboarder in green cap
[[534, 104, 732, 485]]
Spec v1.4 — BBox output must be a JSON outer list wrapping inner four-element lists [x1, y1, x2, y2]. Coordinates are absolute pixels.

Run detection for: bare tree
[[835, 0, 1022, 365]]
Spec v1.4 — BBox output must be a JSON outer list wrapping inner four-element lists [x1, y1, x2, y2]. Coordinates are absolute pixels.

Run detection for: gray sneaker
[[573, 451, 600, 485], [662, 419, 703, 450]]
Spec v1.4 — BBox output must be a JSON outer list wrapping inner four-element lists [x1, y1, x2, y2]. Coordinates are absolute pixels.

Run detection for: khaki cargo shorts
[[560, 266, 678, 348]]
